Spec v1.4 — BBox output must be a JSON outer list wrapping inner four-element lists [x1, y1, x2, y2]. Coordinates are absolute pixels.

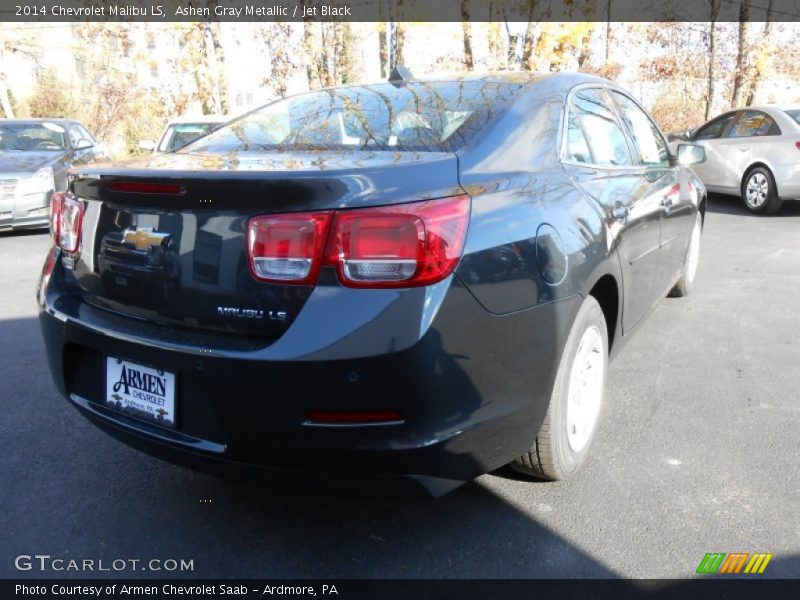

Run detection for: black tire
[[741, 167, 783, 214], [669, 210, 703, 297], [512, 295, 609, 481]]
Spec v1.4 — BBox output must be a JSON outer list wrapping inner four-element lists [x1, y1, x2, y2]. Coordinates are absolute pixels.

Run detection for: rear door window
[[609, 91, 670, 167], [566, 88, 632, 167], [728, 110, 781, 138]]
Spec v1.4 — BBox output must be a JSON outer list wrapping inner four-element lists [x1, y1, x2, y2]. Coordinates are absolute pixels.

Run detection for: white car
[[670, 106, 800, 214], [139, 116, 227, 154]]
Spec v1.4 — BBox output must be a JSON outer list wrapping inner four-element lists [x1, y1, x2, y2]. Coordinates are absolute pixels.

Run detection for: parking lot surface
[[1, 194, 799, 579]]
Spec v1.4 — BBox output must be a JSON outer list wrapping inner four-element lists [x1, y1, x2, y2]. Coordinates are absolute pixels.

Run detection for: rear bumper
[[38, 256, 579, 490]]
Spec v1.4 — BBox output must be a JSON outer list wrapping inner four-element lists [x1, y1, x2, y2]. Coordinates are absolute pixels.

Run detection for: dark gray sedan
[[0, 119, 110, 232], [39, 73, 708, 494]]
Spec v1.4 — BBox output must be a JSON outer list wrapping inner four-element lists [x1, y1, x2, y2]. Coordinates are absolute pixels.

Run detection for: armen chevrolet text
[[38, 72, 707, 495]]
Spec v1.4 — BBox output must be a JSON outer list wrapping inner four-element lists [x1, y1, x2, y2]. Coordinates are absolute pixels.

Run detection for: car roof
[[0, 118, 82, 125]]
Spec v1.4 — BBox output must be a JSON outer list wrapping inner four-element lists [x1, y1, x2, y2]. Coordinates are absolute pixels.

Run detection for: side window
[[567, 88, 632, 167], [66, 124, 83, 148], [67, 124, 95, 148], [693, 113, 736, 140], [610, 91, 670, 167], [75, 124, 97, 146], [566, 107, 592, 164], [728, 110, 781, 138]]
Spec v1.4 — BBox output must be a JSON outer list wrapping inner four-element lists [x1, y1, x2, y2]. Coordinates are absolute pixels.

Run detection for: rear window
[[784, 110, 800, 126], [180, 80, 524, 154]]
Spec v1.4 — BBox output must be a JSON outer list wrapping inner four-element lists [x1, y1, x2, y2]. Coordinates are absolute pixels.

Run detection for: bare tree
[[333, 23, 354, 85], [461, 1, 475, 70], [705, 0, 720, 120], [520, 0, 538, 71], [0, 45, 15, 118], [378, 23, 389, 78], [206, 22, 230, 114], [303, 21, 322, 90], [0, 27, 47, 118], [259, 23, 295, 97], [604, 0, 612, 64], [730, 0, 751, 107], [393, 22, 406, 68], [745, 0, 774, 105]]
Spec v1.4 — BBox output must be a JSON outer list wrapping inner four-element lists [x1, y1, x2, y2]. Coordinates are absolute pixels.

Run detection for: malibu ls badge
[[217, 307, 287, 321]]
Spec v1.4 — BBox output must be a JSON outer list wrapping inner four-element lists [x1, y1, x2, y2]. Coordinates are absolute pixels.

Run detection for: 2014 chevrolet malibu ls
[[38, 73, 707, 495]]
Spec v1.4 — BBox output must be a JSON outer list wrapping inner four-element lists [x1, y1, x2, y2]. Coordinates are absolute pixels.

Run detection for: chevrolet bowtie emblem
[[123, 227, 170, 250]]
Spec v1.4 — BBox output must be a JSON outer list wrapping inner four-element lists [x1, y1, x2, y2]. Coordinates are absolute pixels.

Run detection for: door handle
[[739, 146, 749, 152], [612, 206, 628, 222]]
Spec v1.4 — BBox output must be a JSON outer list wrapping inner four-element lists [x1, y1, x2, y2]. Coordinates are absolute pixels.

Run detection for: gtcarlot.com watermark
[[14, 554, 194, 573]]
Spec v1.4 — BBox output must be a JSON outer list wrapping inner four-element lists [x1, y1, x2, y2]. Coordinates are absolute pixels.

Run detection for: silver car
[[1, 119, 110, 232], [671, 106, 800, 214]]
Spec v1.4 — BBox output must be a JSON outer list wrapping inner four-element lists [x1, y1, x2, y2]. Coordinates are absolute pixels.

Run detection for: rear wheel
[[742, 167, 782, 214], [512, 295, 608, 481], [669, 210, 702, 297]]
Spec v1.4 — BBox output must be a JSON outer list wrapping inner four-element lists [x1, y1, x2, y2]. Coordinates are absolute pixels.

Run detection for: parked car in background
[[139, 116, 226, 154], [668, 106, 800, 214], [0, 119, 109, 232], [40, 73, 707, 495]]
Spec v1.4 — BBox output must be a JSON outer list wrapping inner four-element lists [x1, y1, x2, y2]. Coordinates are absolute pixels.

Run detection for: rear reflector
[[58, 195, 84, 254], [107, 181, 185, 194], [247, 212, 332, 284], [308, 411, 403, 424]]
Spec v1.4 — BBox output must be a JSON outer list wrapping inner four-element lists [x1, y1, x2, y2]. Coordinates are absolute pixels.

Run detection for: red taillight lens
[[246, 212, 332, 284], [795, 141, 800, 150], [58, 195, 84, 254], [49, 192, 64, 242], [326, 194, 470, 288], [107, 181, 185, 194], [331, 213, 422, 283], [245, 195, 470, 287]]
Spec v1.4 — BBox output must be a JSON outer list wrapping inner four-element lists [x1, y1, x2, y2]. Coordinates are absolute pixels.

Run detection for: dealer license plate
[[105, 356, 176, 428]]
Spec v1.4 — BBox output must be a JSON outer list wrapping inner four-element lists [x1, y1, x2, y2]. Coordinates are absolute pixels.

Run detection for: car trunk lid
[[66, 151, 462, 339]]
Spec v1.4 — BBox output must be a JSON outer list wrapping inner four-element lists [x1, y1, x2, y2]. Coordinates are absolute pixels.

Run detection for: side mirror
[[138, 140, 156, 152], [75, 139, 94, 150], [677, 143, 706, 166]]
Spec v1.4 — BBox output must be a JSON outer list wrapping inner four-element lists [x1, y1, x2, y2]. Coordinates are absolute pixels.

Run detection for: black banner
[[0, 0, 799, 23], [5, 579, 800, 600]]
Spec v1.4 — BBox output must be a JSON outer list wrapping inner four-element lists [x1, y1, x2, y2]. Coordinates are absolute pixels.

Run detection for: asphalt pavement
[[1, 194, 798, 579]]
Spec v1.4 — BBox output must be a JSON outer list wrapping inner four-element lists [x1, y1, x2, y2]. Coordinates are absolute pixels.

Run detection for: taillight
[[246, 212, 332, 284], [245, 195, 470, 288], [795, 141, 800, 151], [58, 195, 84, 254], [49, 192, 64, 242], [326, 194, 470, 288]]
